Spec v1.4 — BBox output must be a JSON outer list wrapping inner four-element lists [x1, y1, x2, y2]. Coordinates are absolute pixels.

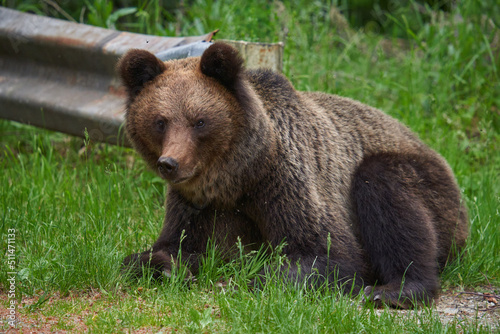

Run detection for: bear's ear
[[118, 49, 166, 97], [200, 42, 244, 89]]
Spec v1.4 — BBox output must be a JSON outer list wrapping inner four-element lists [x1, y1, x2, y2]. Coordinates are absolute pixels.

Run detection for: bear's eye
[[194, 119, 206, 129], [155, 119, 166, 133]]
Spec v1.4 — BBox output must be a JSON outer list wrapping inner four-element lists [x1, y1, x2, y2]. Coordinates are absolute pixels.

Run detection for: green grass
[[1, 0, 499, 332]]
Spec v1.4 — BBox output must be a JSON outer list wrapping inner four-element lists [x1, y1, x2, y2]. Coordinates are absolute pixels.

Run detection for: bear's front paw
[[161, 265, 195, 282], [122, 250, 195, 282], [121, 250, 173, 280]]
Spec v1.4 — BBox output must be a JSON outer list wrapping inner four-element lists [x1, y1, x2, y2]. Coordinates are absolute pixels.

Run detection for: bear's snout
[[157, 156, 179, 179]]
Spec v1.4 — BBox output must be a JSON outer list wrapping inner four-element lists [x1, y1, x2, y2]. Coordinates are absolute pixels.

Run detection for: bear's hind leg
[[352, 153, 440, 308]]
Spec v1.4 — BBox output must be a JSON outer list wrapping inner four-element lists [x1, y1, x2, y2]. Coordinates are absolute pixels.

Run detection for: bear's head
[[118, 43, 260, 198]]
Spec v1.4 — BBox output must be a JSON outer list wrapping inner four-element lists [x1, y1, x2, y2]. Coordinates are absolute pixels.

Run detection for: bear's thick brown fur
[[118, 42, 468, 308]]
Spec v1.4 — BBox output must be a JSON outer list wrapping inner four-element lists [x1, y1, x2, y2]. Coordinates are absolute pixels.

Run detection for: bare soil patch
[[434, 287, 499, 329]]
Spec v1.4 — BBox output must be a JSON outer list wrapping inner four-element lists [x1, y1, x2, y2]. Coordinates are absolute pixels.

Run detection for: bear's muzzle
[[157, 156, 179, 180]]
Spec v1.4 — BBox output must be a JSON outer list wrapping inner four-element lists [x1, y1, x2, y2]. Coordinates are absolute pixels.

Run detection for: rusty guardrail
[[0, 7, 283, 145]]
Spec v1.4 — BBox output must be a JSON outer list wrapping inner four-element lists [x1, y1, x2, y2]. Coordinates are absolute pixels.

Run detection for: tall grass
[[1, 0, 498, 332]]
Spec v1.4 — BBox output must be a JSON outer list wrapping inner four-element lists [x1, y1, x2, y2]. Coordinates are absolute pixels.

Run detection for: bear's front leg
[[122, 190, 208, 280], [122, 190, 259, 281]]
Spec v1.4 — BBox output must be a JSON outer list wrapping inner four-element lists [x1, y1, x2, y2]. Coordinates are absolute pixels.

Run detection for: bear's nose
[[157, 157, 179, 176]]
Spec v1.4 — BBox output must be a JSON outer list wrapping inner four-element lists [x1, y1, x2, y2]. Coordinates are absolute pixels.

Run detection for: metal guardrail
[[0, 7, 283, 146]]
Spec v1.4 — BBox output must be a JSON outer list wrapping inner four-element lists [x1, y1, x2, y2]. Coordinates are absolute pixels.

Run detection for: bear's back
[[247, 69, 432, 177], [246, 69, 450, 229]]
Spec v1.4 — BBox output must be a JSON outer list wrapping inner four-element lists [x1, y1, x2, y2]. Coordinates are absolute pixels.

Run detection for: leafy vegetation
[[1, 0, 498, 332]]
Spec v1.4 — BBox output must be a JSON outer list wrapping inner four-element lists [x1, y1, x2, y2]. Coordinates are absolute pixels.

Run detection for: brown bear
[[118, 42, 468, 308]]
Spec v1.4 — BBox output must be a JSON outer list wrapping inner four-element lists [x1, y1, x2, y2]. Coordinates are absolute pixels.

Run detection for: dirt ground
[[384, 287, 500, 329], [1, 287, 498, 333], [433, 287, 499, 328]]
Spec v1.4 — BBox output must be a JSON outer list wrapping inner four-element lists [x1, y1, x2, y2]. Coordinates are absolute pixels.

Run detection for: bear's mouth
[[168, 165, 201, 185], [170, 176, 191, 185]]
